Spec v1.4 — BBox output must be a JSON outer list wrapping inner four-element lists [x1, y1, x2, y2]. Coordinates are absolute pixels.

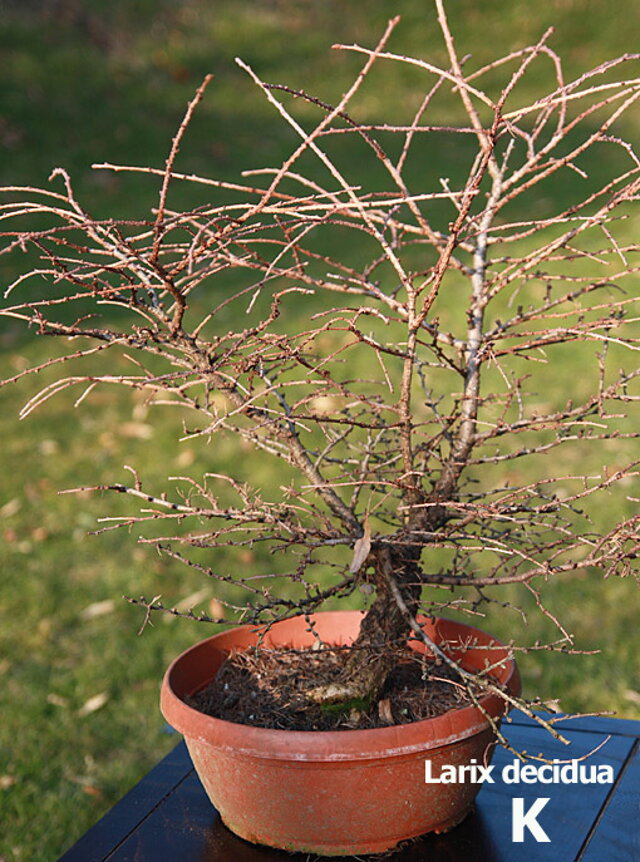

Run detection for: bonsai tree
[[2, 3, 638, 737]]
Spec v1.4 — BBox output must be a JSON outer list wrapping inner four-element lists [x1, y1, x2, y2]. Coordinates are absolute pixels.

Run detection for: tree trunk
[[308, 544, 421, 706], [307, 483, 456, 708]]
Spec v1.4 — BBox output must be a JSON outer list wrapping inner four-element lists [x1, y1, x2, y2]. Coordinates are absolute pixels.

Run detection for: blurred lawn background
[[1, 1, 639, 859]]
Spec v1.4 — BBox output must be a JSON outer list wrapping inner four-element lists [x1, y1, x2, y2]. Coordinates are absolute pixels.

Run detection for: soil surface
[[189, 646, 474, 731]]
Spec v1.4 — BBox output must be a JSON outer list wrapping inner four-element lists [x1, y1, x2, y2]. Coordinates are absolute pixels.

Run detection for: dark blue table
[[58, 713, 640, 861]]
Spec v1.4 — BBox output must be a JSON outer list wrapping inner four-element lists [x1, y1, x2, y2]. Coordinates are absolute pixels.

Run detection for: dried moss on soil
[[189, 646, 474, 731]]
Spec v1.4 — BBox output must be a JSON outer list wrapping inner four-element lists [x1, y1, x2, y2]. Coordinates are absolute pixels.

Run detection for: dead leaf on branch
[[349, 516, 371, 574]]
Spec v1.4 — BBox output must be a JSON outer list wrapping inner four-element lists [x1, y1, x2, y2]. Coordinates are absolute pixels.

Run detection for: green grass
[[1, 2, 639, 860]]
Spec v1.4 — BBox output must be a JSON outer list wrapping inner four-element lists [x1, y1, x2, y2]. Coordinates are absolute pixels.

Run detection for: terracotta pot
[[160, 611, 520, 856]]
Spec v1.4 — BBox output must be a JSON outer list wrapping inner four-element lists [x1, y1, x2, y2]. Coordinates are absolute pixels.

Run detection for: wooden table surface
[[58, 713, 640, 861]]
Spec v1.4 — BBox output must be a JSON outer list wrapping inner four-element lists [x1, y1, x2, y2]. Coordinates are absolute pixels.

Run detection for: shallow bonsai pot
[[160, 611, 520, 856]]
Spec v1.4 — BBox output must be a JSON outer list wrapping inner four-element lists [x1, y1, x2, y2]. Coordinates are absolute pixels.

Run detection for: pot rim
[[160, 611, 521, 762]]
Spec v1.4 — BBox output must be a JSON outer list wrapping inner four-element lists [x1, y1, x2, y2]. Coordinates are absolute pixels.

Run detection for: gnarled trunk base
[[309, 546, 420, 706]]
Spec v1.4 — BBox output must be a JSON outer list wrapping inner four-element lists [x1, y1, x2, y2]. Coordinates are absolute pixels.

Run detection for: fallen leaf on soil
[[176, 448, 195, 467], [78, 692, 109, 716], [175, 587, 211, 612], [347, 709, 362, 726], [209, 599, 225, 619], [39, 439, 59, 455], [37, 618, 53, 637], [378, 698, 394, 725], [9, 353, 29, 372], [80, 599, 116, 620], [118, 421, 154, 439], [0, 498, 21, 518]]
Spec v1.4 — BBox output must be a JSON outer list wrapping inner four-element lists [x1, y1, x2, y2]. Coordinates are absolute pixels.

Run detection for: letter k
[[512, 797, 550, 842]]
